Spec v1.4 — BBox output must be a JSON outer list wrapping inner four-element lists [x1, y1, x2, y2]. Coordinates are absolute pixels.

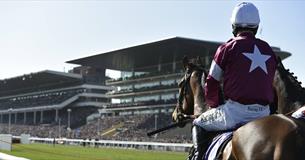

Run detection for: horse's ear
[[276, 55, 285, 69], [182, 56, 189, 70]]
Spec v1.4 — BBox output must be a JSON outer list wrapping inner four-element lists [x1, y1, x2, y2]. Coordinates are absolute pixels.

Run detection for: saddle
[[204, 132, 233, 160]]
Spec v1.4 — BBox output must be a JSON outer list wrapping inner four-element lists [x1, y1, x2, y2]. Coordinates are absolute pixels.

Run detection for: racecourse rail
[[29, 137, 192, 152]]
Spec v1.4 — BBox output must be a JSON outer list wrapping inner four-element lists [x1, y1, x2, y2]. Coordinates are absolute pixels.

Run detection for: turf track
[[0, 143, 187, 160]]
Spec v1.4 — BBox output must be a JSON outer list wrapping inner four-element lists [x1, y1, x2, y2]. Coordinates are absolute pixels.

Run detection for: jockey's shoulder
[[216, 38, 237, 51], [217, 38, 235, 50]]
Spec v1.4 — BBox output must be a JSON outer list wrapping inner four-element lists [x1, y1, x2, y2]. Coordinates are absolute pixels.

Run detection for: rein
[[176, 64, 205, 114], [176, 70, 192, 113]]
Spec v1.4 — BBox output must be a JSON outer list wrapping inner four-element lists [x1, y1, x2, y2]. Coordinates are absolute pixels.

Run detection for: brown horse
[[172, 57, 305, 160], [273, 57, 305, 114]]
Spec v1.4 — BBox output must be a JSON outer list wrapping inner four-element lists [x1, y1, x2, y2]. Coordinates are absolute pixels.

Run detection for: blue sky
[[0, 1, 304, 86]]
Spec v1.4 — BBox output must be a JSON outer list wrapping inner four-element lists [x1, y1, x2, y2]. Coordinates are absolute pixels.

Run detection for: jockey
[[191, 2, 277, 160]]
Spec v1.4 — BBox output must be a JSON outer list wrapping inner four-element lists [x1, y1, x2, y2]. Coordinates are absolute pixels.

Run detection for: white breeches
[[292, 106, 305, 119], [193, 99, 270, 131]]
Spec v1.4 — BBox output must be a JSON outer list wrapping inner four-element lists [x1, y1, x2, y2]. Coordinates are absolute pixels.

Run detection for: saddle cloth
[[204, 132, 233, 160]]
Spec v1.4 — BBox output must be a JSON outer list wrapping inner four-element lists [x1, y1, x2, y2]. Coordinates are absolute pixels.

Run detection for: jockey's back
[[222, 32, 276, 105]]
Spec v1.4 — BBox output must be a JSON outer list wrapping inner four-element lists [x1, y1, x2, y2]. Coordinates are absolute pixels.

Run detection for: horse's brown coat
[[173, 57, 305, 160]]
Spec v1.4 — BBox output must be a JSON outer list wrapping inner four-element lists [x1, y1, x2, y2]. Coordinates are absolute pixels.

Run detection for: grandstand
[[68, 37, 291, 117], [0, 70, 111, 129]]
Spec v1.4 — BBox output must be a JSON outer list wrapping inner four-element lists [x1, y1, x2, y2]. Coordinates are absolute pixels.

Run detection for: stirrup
[[186, 145, 195, 160]]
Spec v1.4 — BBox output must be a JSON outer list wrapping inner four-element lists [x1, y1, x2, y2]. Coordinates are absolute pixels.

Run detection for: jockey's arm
[[205, 75, 221, 108], [205, 45, 226, 108]]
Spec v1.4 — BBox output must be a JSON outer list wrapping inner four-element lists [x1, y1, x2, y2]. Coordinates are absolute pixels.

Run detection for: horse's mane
[[276, 58, 305, 104]]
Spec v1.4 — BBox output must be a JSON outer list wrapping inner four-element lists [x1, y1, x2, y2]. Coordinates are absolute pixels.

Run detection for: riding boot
[[190, 125, 210, 160]]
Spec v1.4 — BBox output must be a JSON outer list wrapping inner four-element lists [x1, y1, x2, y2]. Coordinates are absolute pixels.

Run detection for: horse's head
[[172, 56, 209, 122], [273, 57, 305, 114]]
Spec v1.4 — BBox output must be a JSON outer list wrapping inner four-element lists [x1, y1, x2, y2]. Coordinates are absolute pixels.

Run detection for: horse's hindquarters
[[231, 114, 302, 160]]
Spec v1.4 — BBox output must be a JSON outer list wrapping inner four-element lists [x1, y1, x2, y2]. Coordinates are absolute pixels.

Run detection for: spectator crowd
[[0, 113, 191, 143]]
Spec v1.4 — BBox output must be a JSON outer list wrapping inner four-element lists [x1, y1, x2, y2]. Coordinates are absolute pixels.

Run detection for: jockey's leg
[[191, 125, 210, 160]]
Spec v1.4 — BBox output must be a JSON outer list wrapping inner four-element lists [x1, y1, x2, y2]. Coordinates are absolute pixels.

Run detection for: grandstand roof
[[67, 37, 291, 71], [0, 70, 83, 97]]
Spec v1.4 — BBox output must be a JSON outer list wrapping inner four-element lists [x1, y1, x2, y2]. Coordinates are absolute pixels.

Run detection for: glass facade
[[134, 81, 159, 89], [161, 79, 176, 85], [106, 57, 208, 115], [161, 93, 175, 100], [134, 95, 159, 102]]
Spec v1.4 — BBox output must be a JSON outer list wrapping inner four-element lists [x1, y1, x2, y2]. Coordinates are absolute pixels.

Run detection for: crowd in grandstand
[[0, 124, 62, 138], [0, 113, 191, 143]]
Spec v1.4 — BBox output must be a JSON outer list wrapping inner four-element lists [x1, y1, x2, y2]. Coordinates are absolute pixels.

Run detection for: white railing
[[29, 137, 192, 152]]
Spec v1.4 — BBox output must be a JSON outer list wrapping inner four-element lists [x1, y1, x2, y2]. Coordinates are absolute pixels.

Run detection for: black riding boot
[[190, 125, 210, 160]]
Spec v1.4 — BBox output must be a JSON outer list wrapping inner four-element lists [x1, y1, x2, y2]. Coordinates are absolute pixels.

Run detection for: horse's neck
[[274, 69, 305, 114], [193, 86, 206, 115], [192, 71, 209, 115]]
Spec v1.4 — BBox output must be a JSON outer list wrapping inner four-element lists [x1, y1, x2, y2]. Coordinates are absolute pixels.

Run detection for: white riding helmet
[[230, 2, 260, 28]]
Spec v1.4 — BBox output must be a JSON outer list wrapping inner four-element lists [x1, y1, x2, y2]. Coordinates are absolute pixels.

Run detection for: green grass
[[0, 143, 187, 160]]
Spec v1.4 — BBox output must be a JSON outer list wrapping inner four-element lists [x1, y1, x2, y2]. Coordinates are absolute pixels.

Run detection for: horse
[[172, 56, 305, 160], [273, 57, 305, 114]]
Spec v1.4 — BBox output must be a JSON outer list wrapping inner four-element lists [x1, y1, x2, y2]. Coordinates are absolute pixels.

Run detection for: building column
[[172, 61, 176, 72], [0, 114, 2, 123], [24, 112, 27, 124], [14, 113, 17, 124], [33, 111, 36, 124], [131, 69, 135, 96], [55, 109, 59, 122], [8, 113, 11, 134], [158, 64, 161, 72], [40, 111, 44, 124]]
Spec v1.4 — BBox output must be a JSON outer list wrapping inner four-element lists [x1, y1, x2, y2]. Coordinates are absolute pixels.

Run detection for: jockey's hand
[[172, 109, 185, 121], [177, 113, 186, 122], [177, 113, 187, 128]]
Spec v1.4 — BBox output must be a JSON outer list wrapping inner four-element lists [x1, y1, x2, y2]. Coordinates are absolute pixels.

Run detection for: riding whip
[[147, 118, 193, 137]]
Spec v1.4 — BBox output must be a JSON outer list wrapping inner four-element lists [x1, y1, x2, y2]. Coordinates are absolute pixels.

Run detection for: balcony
[[107, 84, 179, 98], [106, 71, 184, 85]]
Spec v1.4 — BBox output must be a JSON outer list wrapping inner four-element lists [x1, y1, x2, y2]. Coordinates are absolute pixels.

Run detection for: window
[[161, 93, 175, 100], [134, 95, 159, 102], [161, 79, 175, 85]]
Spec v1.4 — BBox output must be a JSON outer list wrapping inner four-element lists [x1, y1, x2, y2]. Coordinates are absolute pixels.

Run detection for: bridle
[[176, 63, 206, 114]]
